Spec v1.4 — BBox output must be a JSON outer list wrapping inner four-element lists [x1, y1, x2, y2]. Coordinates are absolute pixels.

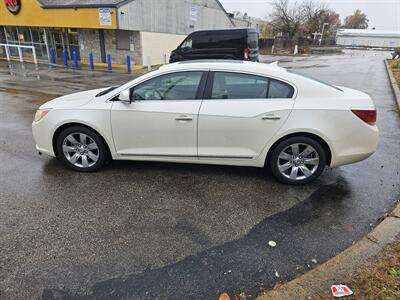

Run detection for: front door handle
[[175, 115, 193, 121], [262, 114, 281, 120]]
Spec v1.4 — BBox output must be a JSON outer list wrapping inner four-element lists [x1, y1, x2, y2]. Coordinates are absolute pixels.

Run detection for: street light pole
[[319, 23, 329, 46]]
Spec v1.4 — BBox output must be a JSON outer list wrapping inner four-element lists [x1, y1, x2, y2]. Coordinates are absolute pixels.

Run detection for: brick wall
[[78, 29, 142, 66]]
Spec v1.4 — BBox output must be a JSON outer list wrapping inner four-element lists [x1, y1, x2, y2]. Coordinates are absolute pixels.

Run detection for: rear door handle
[[262, 114, 281, 120], [175, 115, 193, 121]]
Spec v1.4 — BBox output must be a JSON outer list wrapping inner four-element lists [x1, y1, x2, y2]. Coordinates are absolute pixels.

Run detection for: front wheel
[[56, 126, 106, 172], [268, 136, 326, 185]]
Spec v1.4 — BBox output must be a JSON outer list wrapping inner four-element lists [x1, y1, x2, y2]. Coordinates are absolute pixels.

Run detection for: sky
[[219, 0, 400, 31]]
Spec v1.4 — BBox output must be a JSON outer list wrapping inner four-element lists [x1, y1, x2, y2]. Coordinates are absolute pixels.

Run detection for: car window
[[132, 72, 203, 101], [211, 72, 269, 99], [268, 79, 295, 98], [288, 70, 343, 92]]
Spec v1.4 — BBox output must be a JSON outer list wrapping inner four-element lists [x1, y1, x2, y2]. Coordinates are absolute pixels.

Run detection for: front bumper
[[32, 118, 56, 157]]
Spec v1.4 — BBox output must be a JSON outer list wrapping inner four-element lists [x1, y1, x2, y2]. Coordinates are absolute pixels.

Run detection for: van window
[[192, 32, 246, 49], [193, 33, 213, 49], [247, 33, 259, 49], [180, 38, 193, 49]]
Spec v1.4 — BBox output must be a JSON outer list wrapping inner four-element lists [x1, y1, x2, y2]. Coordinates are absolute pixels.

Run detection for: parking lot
[[0, 50, 399, 299]]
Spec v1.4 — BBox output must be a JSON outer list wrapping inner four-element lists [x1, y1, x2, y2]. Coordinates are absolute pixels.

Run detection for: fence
[[0, 43, 38, 64]]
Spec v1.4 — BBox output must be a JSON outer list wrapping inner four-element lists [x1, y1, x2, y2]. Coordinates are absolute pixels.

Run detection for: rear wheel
[[269, 136, 326, 185], [56, 126, 106, 172]]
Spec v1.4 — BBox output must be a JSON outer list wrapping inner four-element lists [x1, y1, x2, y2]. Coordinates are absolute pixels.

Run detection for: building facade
[[336, 29, 400, 48], [0, 0, 234, 66]]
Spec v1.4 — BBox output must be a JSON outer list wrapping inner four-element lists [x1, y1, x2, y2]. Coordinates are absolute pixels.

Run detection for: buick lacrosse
[[32, 61, 378, 184]]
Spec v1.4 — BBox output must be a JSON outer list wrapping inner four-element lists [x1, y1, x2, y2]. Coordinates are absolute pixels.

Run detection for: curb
[[257, 202, 400, 300], [385, 60, 400, 109]]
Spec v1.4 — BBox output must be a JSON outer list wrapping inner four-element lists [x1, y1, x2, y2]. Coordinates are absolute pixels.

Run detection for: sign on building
[[4, 0, 21, 14], [99, 8, 112, 26], [190, 5, 198, 22]]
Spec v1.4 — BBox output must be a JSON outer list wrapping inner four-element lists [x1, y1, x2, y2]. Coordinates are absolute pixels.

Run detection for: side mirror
[[118, 89, 131, 103]]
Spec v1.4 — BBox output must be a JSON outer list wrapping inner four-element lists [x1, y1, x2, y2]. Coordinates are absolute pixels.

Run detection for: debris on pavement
[[219, 292, 231, 300], [275, 270, 280, 278], [331, 285, 353, 298], [268, 241, 277, 248], [311, 258, 318, 264]]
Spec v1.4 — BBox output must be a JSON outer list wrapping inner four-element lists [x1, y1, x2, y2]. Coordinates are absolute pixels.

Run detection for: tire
[[56, 126, 106, 172], [268, 136, 326, 185]]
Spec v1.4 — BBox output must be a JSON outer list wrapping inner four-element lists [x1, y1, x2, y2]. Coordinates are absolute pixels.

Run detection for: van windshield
[[180, 37, 193, 49]]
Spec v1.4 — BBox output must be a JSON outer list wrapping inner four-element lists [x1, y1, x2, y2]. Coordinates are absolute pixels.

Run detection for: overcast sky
[[220, 0, 400, 31]]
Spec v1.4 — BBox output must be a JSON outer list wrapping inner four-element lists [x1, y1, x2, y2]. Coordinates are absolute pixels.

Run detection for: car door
[[111, 71, 207, 157], [198, 71, 296, 160]]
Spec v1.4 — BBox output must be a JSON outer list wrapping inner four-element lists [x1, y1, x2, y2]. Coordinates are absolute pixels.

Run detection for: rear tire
[[268, 136, 326, 185], [56, 126, 106, 172]]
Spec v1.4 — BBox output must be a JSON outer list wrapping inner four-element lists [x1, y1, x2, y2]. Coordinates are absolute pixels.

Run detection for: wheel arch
[[265, 132, 332, 167], [52, 122, 112, 159]]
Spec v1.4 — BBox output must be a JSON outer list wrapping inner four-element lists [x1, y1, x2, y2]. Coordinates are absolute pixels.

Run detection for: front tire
[[56, 126, 106, 172], [268, 136, 326, 185]]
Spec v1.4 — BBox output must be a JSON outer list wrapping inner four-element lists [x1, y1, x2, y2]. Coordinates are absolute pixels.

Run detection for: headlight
[[33, 109, 51, 123]]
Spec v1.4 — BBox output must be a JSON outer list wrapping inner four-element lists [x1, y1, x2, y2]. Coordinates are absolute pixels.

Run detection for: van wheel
[[268, 136, 326, 185]]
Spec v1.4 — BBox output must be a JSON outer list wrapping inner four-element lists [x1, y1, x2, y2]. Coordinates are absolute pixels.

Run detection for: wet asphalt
[[0, 50, 399, 299]]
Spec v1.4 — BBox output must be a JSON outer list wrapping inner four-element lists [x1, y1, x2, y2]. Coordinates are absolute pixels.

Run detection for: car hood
[[40, 88, 109, 109]]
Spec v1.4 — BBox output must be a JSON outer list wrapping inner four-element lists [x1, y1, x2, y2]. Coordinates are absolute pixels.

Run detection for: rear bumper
[[330, 124, 379, 167]]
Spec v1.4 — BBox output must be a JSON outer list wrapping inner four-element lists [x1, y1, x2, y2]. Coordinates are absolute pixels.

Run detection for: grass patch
[[316, 240, 400, 300], [389, 60, 400, 87]]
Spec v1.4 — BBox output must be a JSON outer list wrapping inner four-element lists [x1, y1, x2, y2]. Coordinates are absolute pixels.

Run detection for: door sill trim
[[118, 154, 254, 160]]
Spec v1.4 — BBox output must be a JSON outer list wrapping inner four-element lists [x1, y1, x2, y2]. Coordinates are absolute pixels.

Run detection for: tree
[[303, 2, 341, 37], [268, 0, 306, 45], [344, 9, 369, 29]]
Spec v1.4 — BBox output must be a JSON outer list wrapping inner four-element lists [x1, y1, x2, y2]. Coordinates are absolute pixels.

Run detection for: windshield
[[288, 70, 343, 92], [95, 86, 120, 97]]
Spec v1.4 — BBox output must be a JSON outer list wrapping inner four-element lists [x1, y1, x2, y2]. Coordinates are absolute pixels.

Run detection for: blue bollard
[[73, 51, 78, 69], [89, 52, 94, 71], [62, 50, 68, 68], [107, 52, 112, 72], [50, 48, 56, 64], [127, 54, 131, 74]]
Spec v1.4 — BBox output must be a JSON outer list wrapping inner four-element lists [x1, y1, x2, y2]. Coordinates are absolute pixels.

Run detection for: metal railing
[[0, 43, 38, 64]]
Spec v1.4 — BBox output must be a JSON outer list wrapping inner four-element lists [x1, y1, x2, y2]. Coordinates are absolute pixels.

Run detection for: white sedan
[[32, 61, 378, 184]]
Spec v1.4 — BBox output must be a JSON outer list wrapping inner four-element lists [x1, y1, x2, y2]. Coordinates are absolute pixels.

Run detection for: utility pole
[[319, 23, 329, 46]]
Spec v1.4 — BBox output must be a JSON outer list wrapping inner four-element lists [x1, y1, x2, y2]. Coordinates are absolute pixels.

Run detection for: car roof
[[158, 60, 286, 75]]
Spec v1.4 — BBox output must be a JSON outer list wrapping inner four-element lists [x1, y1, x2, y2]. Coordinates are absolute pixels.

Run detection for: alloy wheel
[[62, 133, 99, 168], [277, 143, 320, 181]]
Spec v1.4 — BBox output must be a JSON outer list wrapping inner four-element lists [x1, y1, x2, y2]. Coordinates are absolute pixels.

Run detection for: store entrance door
[[49, 28, 80, 61]]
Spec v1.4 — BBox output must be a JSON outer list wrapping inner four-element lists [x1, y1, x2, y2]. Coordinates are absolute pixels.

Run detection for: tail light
[[244, 48, 249, 61], [351, 109, 377, 125]]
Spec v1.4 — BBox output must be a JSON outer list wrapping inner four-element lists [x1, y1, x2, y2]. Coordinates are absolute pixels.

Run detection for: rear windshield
[[247, 33, 259, 49], [288, 70, 343, 92]]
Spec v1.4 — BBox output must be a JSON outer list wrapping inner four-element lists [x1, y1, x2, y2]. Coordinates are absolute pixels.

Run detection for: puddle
[[0, 87, 56, 104]]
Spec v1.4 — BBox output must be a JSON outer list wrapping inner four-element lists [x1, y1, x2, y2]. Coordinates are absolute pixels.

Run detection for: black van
[[169, 28, 259, 63]]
